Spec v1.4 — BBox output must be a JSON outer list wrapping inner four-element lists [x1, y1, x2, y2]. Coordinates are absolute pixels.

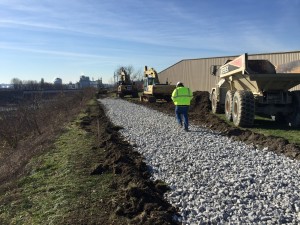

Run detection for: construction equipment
[[210, 53, 300, 127], [140, 66, 175, 103], [116, 67, 139, 98]]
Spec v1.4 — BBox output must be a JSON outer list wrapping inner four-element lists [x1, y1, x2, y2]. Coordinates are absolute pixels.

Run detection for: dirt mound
[[190, 91, 211, 113]]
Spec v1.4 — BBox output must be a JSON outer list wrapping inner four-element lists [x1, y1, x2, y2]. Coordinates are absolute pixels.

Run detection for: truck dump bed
[[220, 54, 300, 93], [249, 73, 300, 91]]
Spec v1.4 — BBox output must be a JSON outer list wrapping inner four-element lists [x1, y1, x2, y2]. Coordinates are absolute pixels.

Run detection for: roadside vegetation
[[0, 97, 120, 224], [0, 91, 177, 224], [251, 116, 300, 145], [0, 90, 93, 149], [216, 114, 300, 145], [0, 89, 95, 183], [0, 113, 116, 224]]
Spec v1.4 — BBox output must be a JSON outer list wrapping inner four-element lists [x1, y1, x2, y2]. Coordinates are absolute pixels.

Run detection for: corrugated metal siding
[[159, 51, 300, 92]]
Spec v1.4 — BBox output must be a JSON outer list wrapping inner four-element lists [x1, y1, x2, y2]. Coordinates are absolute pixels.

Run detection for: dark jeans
[[175, 106, 189, 130]]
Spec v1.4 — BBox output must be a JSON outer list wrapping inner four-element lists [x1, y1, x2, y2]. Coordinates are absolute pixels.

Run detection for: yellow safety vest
[[171, 87, 193, 105]]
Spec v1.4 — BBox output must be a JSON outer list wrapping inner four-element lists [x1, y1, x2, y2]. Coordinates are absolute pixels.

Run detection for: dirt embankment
[[135, 91, 300, 160], [78, 99, 179, 224]]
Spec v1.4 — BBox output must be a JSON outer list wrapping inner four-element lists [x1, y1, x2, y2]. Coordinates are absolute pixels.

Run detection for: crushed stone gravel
[[99, 98, 300, 224]]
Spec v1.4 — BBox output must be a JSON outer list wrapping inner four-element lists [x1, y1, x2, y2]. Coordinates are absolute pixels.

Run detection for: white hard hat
[[176, 81, 183, 87]]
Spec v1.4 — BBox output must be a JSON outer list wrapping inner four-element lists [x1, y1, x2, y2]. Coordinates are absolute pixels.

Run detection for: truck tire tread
[[232, 90, 255, 127], [225, 90, 235, 121], [212, 91, 224, 114]]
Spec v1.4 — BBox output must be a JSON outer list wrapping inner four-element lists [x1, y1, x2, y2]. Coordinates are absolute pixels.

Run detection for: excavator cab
[[143, 77, 155, 92]]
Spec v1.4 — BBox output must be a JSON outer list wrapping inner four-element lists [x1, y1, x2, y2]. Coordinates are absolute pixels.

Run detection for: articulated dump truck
[[210, 53, 300, 127]]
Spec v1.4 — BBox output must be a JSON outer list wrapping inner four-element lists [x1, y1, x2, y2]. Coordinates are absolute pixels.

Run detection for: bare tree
[[11, 78, 22, 90], [23, 80, 39, 90], [132, 68, 143, 81], [126, 65, 134, 76], [40, 78, 45, 90], [114, 65, 142, 82]]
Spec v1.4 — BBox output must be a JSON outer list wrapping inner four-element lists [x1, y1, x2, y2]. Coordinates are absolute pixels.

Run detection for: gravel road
[[99, 98, 300, 224]]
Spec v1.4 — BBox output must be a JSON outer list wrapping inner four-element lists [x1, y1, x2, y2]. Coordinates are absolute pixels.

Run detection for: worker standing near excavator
[[171, 82, 193, 131]]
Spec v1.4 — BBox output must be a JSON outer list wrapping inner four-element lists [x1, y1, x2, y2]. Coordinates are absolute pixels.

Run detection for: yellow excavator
[[117, 67, 139, 98], [140, 66, 175, 103]]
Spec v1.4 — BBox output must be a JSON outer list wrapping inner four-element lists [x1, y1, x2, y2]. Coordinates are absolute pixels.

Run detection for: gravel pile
[[99, 98, 300, 224]]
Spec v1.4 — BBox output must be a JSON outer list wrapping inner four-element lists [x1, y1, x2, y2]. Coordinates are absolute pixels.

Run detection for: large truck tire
[[225, 90, 235, 121], [211, 90, 224, 114], [232, 90, 255, 127], [288, 91, 300, 127]]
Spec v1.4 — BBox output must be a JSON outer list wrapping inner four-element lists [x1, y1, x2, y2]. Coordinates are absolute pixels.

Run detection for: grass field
[[217, 114, 300, 145], [0, 100, 120, 224]]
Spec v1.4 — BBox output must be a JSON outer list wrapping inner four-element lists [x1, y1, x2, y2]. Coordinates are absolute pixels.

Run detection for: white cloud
[[0, 19, 66, 30], [0, 42, 115, 59]]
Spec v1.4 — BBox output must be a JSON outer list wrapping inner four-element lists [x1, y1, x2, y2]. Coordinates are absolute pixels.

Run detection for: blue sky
[[0, 0, 299, 84]]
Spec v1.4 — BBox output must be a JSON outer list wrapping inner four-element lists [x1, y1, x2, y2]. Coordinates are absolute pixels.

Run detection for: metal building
[[158, 51, 300, 92]]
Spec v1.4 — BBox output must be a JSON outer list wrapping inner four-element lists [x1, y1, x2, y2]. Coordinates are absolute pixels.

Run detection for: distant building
[[68, 82, 76, 89], [79, 75, 90, 88], [53, 77, 62, 86], [90, 78, 103, 88], [78, 74, 104, 89]]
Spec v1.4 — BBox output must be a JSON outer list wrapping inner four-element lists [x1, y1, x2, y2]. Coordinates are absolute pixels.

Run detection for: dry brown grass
[[0, 88, 96, 184]]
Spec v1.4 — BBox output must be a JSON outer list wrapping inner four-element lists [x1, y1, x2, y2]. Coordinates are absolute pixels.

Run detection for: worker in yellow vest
[[171, 82, 193, 131]]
